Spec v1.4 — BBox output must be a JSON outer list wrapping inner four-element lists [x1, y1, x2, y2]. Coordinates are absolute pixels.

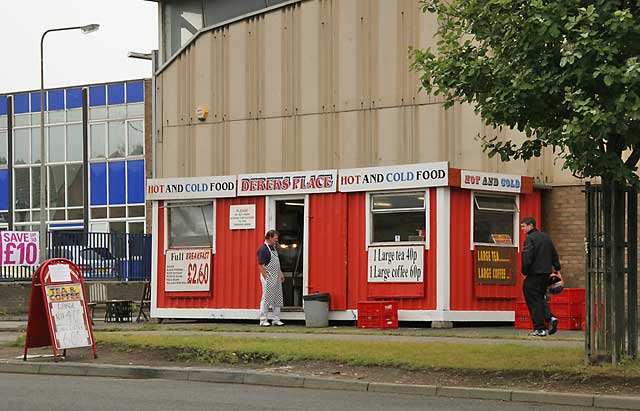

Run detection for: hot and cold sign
[[1, 231, 39, 266]]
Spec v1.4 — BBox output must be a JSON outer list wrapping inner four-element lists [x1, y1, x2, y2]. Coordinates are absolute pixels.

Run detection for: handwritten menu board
[[45, 283, 92, 350]]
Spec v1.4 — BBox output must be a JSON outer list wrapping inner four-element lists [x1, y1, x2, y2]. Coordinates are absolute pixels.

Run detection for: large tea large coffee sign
[[474, 246, 517, 285], [368, 245, 424, 283]]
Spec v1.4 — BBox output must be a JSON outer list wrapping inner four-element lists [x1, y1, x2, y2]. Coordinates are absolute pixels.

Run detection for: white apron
[[261, 245, 284, 308]]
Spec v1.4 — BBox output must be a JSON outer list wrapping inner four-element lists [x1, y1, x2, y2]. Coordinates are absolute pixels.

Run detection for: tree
[[412, 0, 639, 363]]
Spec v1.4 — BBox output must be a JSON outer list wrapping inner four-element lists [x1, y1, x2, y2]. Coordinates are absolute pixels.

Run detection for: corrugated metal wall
[[308, 193, 348, 309], [155, 0, 570, 184], [449, 188, 542, 311], [345, 189, 438, 310], [156, 197, 266, 309]]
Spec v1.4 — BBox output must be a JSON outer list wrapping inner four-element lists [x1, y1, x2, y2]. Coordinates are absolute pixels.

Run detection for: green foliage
[[412, 0, 640, 184]]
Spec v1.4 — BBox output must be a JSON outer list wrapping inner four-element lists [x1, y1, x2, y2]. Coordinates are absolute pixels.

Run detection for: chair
[[87, 283, 109, 324], [136, 280, 151, 322]]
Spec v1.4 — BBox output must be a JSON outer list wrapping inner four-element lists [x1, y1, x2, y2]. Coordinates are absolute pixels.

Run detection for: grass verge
[[96, 332, 640, 377], [96, 324, 583, 342]]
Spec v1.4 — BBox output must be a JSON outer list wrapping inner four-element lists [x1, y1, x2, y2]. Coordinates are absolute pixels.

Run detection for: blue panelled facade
[[0, 80, 148, 234]]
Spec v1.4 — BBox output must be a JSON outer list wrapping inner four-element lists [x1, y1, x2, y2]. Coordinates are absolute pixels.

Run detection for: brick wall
[[0, 282, 145, 316], [541, 185, 585, 288]]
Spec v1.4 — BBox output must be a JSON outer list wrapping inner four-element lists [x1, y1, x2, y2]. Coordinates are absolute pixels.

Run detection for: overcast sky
[[0, 0, 158, 94]]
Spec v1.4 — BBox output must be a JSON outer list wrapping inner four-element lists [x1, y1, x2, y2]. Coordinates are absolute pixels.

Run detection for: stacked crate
[[357, 301, 398, 329], [514, 288, 585, 331]]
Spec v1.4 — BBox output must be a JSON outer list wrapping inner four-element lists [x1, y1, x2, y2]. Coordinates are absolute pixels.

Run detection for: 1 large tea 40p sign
[[1, 231, 39, 266]]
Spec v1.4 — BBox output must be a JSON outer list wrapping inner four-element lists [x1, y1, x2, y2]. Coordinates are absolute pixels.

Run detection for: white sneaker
[[259, 320, 270, 327], [271, 320, 285, 326]]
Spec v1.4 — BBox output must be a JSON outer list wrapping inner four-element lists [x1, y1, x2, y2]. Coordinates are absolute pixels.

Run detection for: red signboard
[[23, 258, 97, 360], [474, 246, 518, 285]]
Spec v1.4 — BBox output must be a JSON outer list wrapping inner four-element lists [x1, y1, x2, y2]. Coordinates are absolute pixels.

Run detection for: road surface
[[0, 373, 616, 411]]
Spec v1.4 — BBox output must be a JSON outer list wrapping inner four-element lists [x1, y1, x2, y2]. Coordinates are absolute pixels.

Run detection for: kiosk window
[[168, 202, 214, 248], [473, 194, 517, 244], [371, 192, 426, 243]]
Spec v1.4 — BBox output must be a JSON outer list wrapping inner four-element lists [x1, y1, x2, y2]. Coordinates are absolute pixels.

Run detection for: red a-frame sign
[[23, 258, 97, 360]]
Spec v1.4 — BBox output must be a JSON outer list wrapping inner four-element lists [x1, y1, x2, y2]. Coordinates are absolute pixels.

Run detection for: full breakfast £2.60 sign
[[0, 231, 39, 266]]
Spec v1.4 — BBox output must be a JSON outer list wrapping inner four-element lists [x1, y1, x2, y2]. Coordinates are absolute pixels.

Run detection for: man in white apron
[[257, 230, 285, 327]]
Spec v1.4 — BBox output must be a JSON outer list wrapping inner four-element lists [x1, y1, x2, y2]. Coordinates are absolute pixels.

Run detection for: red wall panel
[[449, 188, 542, 311], [346, 189, 438, 311], [155, 197, 266, 310], [307, 193, 348, 309]]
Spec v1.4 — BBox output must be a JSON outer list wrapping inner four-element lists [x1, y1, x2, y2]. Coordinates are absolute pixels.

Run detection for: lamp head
[[81, 24, 100, 34]]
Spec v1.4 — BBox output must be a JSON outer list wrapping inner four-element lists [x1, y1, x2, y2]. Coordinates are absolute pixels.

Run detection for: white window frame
[[469, 192, 520, 251], [163, 199, 216, 254], [366, 189, 430, 250]]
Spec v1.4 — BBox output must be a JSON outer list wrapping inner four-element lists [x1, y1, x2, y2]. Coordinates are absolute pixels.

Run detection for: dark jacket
[[257, 243, 273, 266], [521, 228, 561, 275]]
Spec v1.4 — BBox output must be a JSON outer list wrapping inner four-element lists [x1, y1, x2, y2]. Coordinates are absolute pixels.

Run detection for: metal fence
[[585, 182, 638, 364], [0, 231, 152, 282]]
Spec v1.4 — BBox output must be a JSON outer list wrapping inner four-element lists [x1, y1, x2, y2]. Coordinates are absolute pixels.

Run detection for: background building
[[150, 0, 585, 286], [0, 79, 151, 235]]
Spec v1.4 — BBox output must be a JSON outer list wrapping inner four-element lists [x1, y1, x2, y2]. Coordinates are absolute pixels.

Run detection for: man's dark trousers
[[523, 274, 553, 330]]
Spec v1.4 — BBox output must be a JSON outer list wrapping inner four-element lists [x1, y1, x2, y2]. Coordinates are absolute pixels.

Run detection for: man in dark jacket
[[520, 217, 561, 336]]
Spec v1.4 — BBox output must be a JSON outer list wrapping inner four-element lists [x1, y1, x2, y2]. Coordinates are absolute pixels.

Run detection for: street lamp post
[[39, 24, 99, 263]]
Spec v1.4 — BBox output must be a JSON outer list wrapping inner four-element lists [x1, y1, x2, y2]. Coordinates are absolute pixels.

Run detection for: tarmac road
[[0, 373, 617, 411]]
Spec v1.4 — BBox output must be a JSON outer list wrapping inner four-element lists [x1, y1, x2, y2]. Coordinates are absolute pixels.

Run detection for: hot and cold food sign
[[339, 162, 448, 192], [146, 176, 236, 200]]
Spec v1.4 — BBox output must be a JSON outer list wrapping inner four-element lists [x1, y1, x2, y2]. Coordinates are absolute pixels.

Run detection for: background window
[[67, 164, 83, 207], [48, 125, 65, 162], [66, 124, 82, 161], [49, 165, 66, 208], [90, 123, 106, 159], [371, 192, 426, 243], [31, 167, 40, 208], [127, 120, 144, 156], [30, 128, 40, 164], [0, 131, 8, 166], [14, 129, 29, 165], [473, 194, 517, 244], [169, 202, 213, 248], [108, 121, 125, 158], [14, 168, 30, 209]]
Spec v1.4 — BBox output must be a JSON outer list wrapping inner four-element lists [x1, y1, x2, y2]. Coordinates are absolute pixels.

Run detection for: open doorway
[[275, 199, 305, 307]]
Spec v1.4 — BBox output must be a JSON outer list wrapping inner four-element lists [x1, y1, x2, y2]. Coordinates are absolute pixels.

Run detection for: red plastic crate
[[514, 314, 531, 329], [515, 302, 529, 316], [357, 301, 398, 329], [548, 302, 585, 317], [357, 301, 398, 316], [358, 314, 398, 329], [551, 288, 585, 304], [556, 316, 585, 331]]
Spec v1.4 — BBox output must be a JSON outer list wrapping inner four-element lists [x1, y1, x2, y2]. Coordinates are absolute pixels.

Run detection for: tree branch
[[625, 147, 640, 168]]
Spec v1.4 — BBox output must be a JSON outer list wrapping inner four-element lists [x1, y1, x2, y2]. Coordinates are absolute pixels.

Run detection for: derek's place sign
[[368, 245, 424, 283]]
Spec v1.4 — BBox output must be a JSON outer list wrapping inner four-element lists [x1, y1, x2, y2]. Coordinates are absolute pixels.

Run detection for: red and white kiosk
[[147, 162, 540, 323]]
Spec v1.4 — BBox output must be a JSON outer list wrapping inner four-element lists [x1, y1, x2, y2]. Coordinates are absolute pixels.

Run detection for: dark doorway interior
[[275, 200, 304, 307]]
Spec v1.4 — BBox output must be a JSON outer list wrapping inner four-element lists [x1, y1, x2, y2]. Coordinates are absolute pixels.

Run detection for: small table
[[105, 300, 133, 322]]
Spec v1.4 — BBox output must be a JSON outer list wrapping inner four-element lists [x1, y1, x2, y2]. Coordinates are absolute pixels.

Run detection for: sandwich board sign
[[23, 258, 97, 360]]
